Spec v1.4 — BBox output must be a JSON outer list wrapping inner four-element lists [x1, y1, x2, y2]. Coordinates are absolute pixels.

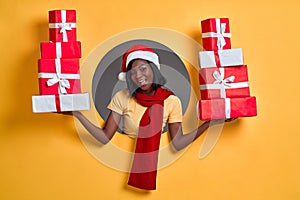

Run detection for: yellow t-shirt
[[107, 89, 183, 136]]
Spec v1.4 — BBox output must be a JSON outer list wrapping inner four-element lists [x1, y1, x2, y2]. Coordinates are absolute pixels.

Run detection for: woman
[[71, 44, 230, 190]]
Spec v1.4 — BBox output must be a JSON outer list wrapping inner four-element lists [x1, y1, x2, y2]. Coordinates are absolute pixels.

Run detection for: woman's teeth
[[138, 78, 146, 85]]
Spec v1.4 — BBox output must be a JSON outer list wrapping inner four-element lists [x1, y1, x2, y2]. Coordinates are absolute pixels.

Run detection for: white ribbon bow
[[47, 74, 70, 94], [216, 22, 229, 49], [202, 18, 231, 49], [59, 10, 72, 42], [46, 59, 70, 94], [58, 23, 73, 41], [213, 68, 235, 98]]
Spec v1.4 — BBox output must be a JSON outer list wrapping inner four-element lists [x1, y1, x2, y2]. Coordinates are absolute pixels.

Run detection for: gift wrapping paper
[[38, 58, 81, 95], [197, 96, 257, 120], [32, 93, 90, 113], [199, 65, 250, 99], [199, 48, 244, 68], [201, 18, 231, 51], [40, 41, 81, 58], [49, 10, 77, 42]]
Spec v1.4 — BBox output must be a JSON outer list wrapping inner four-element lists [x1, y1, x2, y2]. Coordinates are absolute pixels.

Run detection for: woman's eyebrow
[[138, 64, 147, 68]]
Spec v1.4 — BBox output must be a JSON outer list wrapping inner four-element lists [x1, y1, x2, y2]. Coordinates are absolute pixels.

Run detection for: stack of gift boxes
[[32, 9, 90, 113], [197, 18, 257, 120]]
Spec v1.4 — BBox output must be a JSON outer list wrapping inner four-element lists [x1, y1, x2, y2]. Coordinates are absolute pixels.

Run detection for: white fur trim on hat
[[126, 50, 160, 70]]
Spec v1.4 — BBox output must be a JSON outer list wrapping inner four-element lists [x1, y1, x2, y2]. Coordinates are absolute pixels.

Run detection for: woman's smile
[[138, 77, 147, 86]]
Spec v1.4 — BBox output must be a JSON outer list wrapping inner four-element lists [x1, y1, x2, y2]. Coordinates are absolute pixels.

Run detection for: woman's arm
[[73, 111, 121, 144], [168, 121, 210, 151], [168, 119, 233, 151]]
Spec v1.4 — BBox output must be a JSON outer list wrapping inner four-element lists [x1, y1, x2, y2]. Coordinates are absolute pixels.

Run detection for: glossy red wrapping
[[40, 41, 81, 58], [199, 65, 250, 99], [201, 18, 231, 51], [198, 96, 257, 120], [48, 10, 77, 42], [38, 58, 81, 95]]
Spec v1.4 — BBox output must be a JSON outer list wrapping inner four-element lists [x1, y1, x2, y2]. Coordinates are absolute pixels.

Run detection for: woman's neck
[[138, 86, 156, 96], [141, 89, 155, 96]]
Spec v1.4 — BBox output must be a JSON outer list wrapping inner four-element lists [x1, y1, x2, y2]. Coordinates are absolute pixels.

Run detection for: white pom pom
[[118, 72, 126, 81]]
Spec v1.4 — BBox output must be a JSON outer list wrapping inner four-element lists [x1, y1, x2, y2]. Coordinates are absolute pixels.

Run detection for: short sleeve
[[107, 89, 130, 115], [167, 95, 183, 123]]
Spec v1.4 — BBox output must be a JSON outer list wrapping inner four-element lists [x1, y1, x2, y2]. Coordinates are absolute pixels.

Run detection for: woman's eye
[[140, 65, 147, 72]]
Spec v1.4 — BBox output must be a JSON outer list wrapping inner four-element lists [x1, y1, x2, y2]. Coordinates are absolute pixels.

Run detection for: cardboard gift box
[[199, 48, 244, 68], [38, 58, 82, 95], [199, 65, 250, 99], [32, 93, 90, 113], [201, 18, 231, 51], [40, 41, 81, 58], [49, 10, 77, 42], [197, 96, 257, 120]]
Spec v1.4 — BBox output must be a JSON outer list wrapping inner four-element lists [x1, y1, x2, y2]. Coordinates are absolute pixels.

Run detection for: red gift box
[[198, 96, 257, 120], [49, 10, 77, 42], [201, 18, 231, 51], [199, 65, 250, 99], [40, 41, 81, 58], [38, 58, 81, 95]]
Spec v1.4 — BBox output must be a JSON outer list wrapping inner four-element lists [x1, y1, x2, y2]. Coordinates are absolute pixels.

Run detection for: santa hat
[[118, 44, 160, 81]]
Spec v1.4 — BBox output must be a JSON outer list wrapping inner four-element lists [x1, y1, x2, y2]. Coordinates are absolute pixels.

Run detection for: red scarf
[[128, 87, 173, 190]]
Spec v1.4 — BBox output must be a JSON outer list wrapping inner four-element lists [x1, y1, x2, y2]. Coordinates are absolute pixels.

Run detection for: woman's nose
[[135, 70, 143, 78]]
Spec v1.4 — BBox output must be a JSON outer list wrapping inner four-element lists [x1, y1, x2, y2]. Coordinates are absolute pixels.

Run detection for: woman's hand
[[207, 118, 238, 125], [57, 111, 73, 115], [225, 118, 238, 122], [55, 111, 81, 118]]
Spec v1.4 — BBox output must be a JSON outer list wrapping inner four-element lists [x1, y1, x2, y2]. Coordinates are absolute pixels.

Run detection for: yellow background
[[1, 0, 300, 199]]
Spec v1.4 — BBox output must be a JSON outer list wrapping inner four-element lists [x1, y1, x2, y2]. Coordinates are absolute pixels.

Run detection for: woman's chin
[[139, 83, 152, 90]]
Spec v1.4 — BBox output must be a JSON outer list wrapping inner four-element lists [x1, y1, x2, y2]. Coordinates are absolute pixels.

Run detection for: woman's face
[[129, 59, 154, 93]]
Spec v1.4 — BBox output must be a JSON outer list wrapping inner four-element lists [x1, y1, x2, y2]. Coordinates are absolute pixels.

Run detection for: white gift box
[[199, 48, 244, 68], [32, 93, 90, 113]]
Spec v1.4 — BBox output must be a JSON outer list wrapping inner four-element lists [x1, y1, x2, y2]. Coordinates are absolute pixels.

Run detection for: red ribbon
[[55, 94, 61, 112], [213, 50, 221, 67]]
